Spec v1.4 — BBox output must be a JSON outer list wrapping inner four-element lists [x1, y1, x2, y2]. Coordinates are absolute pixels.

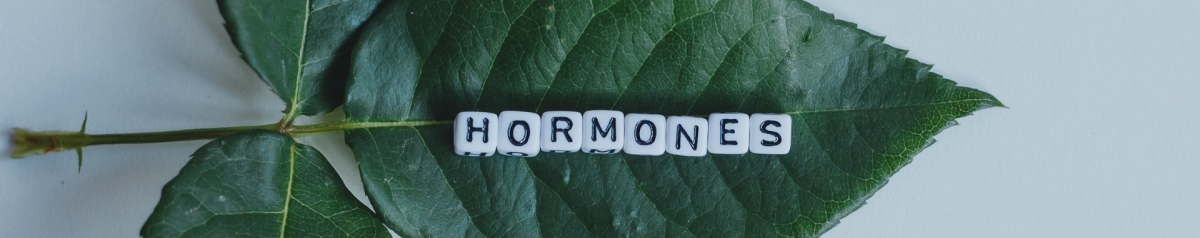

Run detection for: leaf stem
[[87, 124, 279, 146], [10, 120, 452, 159], [276, 115, 297, 132], [289, 121, 452, 134]]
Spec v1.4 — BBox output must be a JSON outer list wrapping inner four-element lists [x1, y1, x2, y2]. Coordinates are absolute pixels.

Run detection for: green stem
[[11, 120, 452, 159], [289, 121, 452, 136], [87, 124, 278, 146]]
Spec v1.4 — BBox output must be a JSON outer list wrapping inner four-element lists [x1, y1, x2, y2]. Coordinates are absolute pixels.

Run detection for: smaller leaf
[[218, 0, 383, 116], [141, 130, 389, 238]]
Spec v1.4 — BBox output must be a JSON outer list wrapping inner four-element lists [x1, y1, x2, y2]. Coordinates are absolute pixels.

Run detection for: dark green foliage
[[341, 0, 1001, 237], [217, 0, 382, 116], [143, 0, 1000, 237], [141, 131, 390, 238]]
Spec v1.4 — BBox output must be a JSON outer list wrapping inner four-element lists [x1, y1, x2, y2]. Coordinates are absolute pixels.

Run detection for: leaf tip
[[992, 99, 1009, 109], [983, 97, 1007, 110]]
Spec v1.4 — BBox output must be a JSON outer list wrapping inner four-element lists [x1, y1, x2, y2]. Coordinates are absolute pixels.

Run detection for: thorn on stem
[[76, 148, 83, 173], [80, 112, 88, 133]]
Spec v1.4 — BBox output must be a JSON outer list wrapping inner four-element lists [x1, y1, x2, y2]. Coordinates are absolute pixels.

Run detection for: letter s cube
[[749, 114, 791, 154]]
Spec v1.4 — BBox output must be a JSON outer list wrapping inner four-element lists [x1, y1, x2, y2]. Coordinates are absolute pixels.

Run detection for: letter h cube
[[454, 112, 498, 157]]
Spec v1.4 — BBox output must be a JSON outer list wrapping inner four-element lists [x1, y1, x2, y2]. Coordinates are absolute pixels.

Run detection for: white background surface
[[1, 0, 1197, 237]]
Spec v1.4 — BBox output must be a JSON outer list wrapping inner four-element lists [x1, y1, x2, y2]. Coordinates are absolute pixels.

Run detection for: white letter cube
[[749, 114, 792, 154], [541, 111, 582, 153], [707, 113, 750, 154], [498, 111, 540, 157], [623, 114, 666, 156], [666, 116, 708, 157], [582, 110, 624, 154], [454, 111, 498, 157]]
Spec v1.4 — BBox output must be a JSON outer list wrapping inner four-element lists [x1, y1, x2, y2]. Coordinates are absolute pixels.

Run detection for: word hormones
[[454, 111, 791, 157]]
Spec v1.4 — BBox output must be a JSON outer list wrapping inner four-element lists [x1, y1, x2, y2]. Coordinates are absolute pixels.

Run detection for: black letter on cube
[[508, 120, 530, 146], [467, 118, 489, 143], [676, 125, 699, 150], [720, 119, 739, 145], [635, 120, 657, 145], [759, 121, 782, 146], [592, 118, 618, 142], [505, 152, 529, 156], [551, 117, 573, 142]]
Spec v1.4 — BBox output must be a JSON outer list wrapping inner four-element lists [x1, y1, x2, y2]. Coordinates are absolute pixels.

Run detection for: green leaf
[[141, 130, 390, 238], [218, 0, 382, 117], [344, 0, 1001, 237]]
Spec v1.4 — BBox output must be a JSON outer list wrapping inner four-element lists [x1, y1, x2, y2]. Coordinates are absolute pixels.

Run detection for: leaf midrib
[[278, 143, 298, 238], [342, 99, 991, 129], [785, 98, 999, 114], [285, 0, 314, 120]]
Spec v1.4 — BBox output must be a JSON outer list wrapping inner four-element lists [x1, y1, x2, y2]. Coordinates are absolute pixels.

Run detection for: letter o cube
[[666, 116, 708, 157], [707, 113, 750, 154], [541, 111, 582, 153], [582, 110, 624, 154], [623, 114, 666, 156], [749, 114, 792, 154], [498, 111, 540, 157], [454, 111, 498, 157]]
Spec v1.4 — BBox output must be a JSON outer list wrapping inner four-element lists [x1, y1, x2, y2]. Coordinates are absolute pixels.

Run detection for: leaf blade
[[344, 0, 1001, 237], [218, 0, 382, 116], [140, 130, 389, 238]]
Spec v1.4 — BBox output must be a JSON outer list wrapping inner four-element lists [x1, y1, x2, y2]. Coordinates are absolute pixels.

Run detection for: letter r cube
[[541, 111, 582, 153]]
